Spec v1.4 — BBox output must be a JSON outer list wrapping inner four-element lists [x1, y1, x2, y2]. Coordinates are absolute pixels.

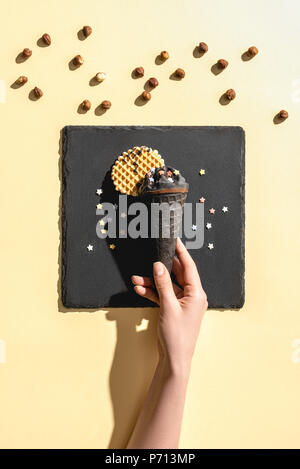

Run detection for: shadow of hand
[[106, 308, 158, 448]]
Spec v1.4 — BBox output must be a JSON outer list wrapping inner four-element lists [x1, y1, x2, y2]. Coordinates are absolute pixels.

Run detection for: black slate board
[[61, 126, 245, 309]]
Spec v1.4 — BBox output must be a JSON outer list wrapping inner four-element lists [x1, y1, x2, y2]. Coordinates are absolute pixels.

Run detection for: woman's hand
[[132, 238, 208, 374]]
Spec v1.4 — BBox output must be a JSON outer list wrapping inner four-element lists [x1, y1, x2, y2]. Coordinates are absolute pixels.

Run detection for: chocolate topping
[[138, 166, 189, 196]]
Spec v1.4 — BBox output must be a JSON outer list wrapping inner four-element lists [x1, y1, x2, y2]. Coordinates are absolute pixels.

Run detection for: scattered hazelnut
[[160, 50, 169, 60], [148, 77, 159, 88], [95, 72, 107, 83], [279, 110, 288, 120], [142, 91, 151, 101], [199, 42, 208, 53], [225, 88, 236, 100], [217, 59, 228, 69], [175, 68, 185, 78], [16, 76, 28, 85], [42, 33, 51, 45], [23, 48, 32, 58], [73, 55, 84, 66], [83, 25, 92, 37], [135, 67, 144, 78], [81, 99, 91, 111], [101, 100, 111, 110], [34, 87, 43, 98], [247, 46, 258, 57]]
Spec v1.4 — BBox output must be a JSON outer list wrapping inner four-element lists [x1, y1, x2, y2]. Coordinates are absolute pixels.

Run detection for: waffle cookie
[[111, 146, 164, 196]]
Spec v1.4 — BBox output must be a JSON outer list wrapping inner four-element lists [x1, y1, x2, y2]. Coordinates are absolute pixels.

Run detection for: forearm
[[127, 357, 190, 449]]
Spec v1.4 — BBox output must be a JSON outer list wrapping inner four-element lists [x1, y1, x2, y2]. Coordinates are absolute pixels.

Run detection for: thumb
[[153, 262, 177, 308]]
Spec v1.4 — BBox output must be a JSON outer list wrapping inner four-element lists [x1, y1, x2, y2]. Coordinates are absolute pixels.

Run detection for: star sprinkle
[[121, 212, 127, 218], [149, 177, 155, 182], [167, 177, 174, 183], [99, 219, 105, 226], [199, 197, 206, 203], [109, 244, 116, 250], [173, 169, 179, 175], [208, 243, 214, 250], [96, 203, 103, 210], [96, 189, 103, 196], [199, 169, 206, 176], [158, 170, 164, 175], [167, 170, 173, 177], [222, 206, 228, 212], [101, 229, 107, 234], [206, 223, 212, 229], [87, 244, 93, 252], [209, 208, 215, 214], [192, 224, 197, 231]]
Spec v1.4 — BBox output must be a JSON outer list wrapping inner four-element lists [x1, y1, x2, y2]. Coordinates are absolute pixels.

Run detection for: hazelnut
[[42, 33, 51, 45], [95, 72, 107, 83], [17, 76, 28, 85], [160, 50, 169, 60], [175, 68, 185, 78], [23, 48, 32, 58], [225, 88, 236, 100], [148, 77, 159, 88], [135, 67, 144, 78], [34, 87, 43, 98], [279, 110, 288, 120], [199, 42, 208, 53], [247, 46, 258, 57], [217, 59, 228, 69], [142, 91, 151, 101], [73, 55, 84, 66], [81, 99, 91, 111], [83, 25, 92, 37], [101, 100, 111, 110]]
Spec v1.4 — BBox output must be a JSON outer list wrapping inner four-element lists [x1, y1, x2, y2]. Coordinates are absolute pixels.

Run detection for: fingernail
[[153, 262, 164, 276]]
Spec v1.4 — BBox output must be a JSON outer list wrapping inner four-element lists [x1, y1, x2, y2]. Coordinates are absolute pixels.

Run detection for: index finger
[[175, 238, 203, 291]]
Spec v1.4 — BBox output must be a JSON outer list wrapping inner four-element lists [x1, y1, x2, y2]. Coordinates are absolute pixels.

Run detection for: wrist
[[158, 355, 191, 382]]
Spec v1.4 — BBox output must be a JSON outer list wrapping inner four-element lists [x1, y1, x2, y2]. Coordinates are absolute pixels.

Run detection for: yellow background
[[1, 0, 299, 449]]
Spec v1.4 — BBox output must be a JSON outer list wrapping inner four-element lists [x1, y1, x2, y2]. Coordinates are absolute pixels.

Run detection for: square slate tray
[[61, 125, 245, 309]]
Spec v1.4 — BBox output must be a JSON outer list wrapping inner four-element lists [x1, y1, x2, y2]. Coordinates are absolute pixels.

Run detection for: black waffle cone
[[143, 191, 188, 273]]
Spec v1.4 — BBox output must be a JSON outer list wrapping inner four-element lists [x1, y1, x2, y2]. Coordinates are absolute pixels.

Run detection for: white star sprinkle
[[96, 203, 103, 209], [87, 244, 93, 251], [168, 177, 174, 183], [149, 177, 154, 182], [222, 206, 228, 212], [206, 223, 212, 229], [208, 243, 214, 250], [96, 189, 103, 196], [192, 224, 197, 231]]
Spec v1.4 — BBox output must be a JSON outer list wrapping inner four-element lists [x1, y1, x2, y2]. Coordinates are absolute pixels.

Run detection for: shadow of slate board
[[62, 126, 245, 309]]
